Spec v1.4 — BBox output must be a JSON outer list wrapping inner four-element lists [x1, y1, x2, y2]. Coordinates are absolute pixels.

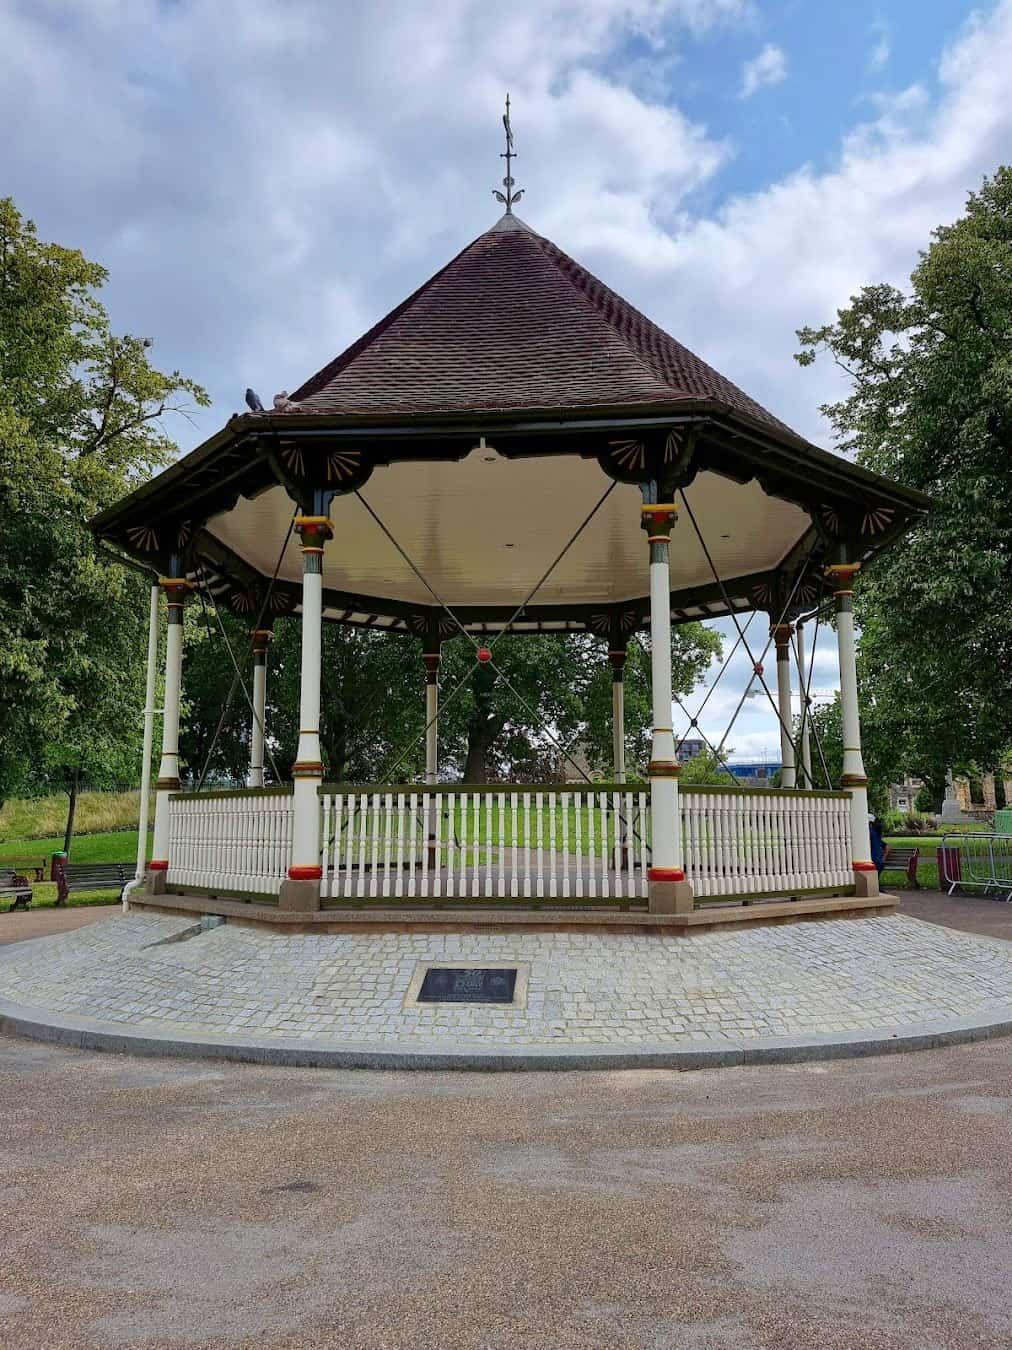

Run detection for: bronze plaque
[[417, 967, 518, 1004]]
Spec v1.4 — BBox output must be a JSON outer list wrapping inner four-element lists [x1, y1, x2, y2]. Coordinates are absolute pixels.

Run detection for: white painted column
[[284, 515, 332, 906], [772, 623, 797, 788], [247, 628, 271, 788], [135, 583, 160, 881], [150, 576, 191, 880], [609, 646, 627, 783], [796, 621, 813, 789], [826, 562, 877, 893], [423, 646, 440, 867], [641, 497, 691, 913], [423, 650, 440, 784]]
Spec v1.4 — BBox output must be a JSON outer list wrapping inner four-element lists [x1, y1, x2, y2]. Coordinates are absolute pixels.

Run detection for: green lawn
[[0, 788, 151, 841], [882, 861, 941, 891], [0, 829, 150, 865], [2, 883, 124, 911], [0, 829, 149, 911]]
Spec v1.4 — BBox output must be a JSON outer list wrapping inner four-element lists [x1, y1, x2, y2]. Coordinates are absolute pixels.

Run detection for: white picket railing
[[167, 790, 293, 895], [163, 784, 853, 908], [320, 785, 650, 904], [680, 788, 852, 899]]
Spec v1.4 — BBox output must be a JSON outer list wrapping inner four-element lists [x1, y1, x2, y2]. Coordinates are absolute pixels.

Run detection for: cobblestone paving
[[2, 912, 1012, 1047]]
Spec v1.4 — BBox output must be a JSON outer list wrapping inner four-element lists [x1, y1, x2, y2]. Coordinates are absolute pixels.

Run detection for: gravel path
[[0, 1031, 1010, 1347], [0, 904, 121, 947]]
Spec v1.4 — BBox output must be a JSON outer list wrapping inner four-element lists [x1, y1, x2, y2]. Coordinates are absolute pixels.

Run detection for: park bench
[[1, 867, 33, 912], [53, 860, 132, 905], [882, 845, 920, 889], [3, 856, 47, 882]]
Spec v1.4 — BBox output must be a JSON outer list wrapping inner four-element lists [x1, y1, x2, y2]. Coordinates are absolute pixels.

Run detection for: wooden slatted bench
[[1, 868, 33, 912], [53, 861, 132, 905], [3, 856, 47, 882], [882, 845, 920, 889]]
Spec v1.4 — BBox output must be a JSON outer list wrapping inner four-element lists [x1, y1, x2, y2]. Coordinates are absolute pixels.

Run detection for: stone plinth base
[[128, 890, 895, 934], [648, 878, 694, 915], [278, 878, 321, 912], [853, 870, 881, 898]]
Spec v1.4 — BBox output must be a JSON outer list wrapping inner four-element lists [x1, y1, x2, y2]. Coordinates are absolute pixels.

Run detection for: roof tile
[[289, 216, 797, 437]]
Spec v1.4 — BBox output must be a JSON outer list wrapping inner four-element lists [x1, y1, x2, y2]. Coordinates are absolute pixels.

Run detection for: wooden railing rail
[[320, 785, 650, 904], [167, 790, 293, 894], [680, 788, 851, 900], [163, 783, 854, 908]]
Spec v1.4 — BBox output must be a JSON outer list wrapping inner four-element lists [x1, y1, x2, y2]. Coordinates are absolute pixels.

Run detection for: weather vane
[[493, 93, 524, 214]]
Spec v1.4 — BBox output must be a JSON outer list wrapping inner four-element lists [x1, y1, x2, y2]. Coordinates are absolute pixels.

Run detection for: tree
[[805, 697, 891, 817], [437, 625, 721, 784], [796, 168, 1012, 786], [177, 616, 722, 787], [0, 199, 208, 843], [680, 750, 735, 786]]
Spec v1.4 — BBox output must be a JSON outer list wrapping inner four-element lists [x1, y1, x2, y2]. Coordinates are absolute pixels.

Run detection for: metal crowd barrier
[[939, 832, 1012, 900]]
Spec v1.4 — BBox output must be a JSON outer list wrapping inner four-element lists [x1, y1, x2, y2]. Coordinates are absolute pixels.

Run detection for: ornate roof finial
[[492, 93, 524, 215]]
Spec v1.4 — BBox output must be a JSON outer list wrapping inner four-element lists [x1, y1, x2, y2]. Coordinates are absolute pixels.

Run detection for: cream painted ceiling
[[206, 446, 809, 609]]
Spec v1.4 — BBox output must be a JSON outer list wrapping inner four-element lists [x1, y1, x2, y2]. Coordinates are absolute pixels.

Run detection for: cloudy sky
[[4, 0, 1010, 764]]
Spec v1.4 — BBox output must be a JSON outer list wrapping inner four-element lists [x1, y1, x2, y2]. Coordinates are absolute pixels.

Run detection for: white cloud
[[868, 16, 891, 72], [5, 0, 1012, 753], [0, 0, 738, 425], [739, 42, 787, 98]]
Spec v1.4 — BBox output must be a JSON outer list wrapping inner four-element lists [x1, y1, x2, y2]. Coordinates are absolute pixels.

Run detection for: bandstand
[[94, 203, 929, 931]]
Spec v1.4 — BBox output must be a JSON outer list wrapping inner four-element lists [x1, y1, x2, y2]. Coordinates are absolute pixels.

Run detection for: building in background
[[727, 760, 781, 786], [889, 775, 923, 812]]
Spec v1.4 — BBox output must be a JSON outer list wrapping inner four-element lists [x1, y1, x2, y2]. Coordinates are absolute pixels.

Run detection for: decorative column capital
[[647, 760, 682, 779], [422, 650, 441, 685], [294, 515, 334, 553], [640, 503, 678, 543], [771, 622, 794, 654], [608, 648, 627, 682], [824, 561, 861, 595], [158, 576, 193, 609], [251, 627, 272, 669]]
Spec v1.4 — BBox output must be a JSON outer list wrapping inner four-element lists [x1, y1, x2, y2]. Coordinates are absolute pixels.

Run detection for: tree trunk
[[464, 711, 506, 783], [463, 665, 502, 783], [464, 719, 492, 783], [321, 716, 350, 784], [63, 768, 79, 856]]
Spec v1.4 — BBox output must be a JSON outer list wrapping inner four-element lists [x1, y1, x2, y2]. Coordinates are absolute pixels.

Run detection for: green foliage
[[804, 695, 888, 815], [270, 621, 426, 784], [881, 808, 938, 836], [177, 608, 723, 786], [0, 198, 207, 813], [914, 784, 936, 814], [796, 168, 1012, 785], [679, 750, 735, 786]]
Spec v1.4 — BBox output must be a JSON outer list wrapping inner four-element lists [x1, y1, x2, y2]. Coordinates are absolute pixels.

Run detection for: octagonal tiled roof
[[289, 213, 796, 437]]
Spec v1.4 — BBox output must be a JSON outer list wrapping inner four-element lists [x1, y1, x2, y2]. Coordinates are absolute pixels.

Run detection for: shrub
[[882, 809, 937, 836], [903, 811, 937, 835]]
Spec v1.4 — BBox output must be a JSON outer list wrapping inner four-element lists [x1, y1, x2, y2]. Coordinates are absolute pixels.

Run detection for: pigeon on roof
[[245, 388, 264, 413]]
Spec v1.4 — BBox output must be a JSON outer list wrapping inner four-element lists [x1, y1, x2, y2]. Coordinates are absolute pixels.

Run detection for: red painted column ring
[[288, 864, 323, 881]]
